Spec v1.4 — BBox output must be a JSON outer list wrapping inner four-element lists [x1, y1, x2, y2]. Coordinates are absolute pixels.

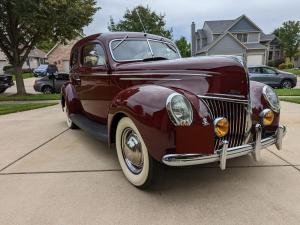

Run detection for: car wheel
[[281, 80, 293, 89], [116, 117, 159, 189], [65, 101, 78, 129], [42, 85, 54, 94]]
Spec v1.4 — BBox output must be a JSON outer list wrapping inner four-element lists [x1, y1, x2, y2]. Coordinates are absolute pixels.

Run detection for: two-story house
[[191, 15, 283, 65]]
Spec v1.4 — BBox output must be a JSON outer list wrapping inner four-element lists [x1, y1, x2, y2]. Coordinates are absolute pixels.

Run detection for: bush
[[22, 68, 33, 73], [3, 65, 14, 72], [286, 63, 294, 69], [278, 63, 287, 69]]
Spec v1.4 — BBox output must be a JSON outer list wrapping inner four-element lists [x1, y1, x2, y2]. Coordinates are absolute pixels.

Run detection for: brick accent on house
[[47, 37, 81, 72]]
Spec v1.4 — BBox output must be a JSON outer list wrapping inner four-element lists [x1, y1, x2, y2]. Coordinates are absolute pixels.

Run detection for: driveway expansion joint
[[267, 149, 300, 173], [0, 128, 70, 173]]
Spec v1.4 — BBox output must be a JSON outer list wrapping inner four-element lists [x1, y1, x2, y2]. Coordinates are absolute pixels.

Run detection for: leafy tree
[[36, 39, 56, 53], [108, 5, 172, 39], [0, 0, 99, 95], [274, 21, 300, 61], [175, 36, 191, 57]]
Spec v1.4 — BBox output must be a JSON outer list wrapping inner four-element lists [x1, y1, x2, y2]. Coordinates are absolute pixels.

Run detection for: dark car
[[33, 64, 58, 77], [34, 73, 69, 94], [248, 65, 297, 88], [61, 32, 286, 188], [0, 75, 14, 93]]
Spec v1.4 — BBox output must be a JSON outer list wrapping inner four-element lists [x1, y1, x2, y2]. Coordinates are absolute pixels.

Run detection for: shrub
[[286, 63, 294, 69], [3, 65, 14, 72], [278, 63, 287, 69]]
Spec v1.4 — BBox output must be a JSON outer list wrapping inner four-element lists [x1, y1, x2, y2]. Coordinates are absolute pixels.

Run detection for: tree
[[273, 21, 300, 61], [36, 39, 56, 53], [108, 5, 172, 39], [0, 0, 99, 95], [175, 37, 191, 58]]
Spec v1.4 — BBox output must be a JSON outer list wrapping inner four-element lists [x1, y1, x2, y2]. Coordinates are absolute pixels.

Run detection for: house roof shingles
[[244, 43, 267, 50], [205, 20, 235, 34]]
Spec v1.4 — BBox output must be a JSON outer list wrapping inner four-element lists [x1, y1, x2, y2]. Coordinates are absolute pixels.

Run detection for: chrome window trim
[[109, 38, 181, 62]]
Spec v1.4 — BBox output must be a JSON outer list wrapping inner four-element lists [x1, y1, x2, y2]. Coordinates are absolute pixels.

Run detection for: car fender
[[108, 84, 215, 161], [61, 82, 83, 114]]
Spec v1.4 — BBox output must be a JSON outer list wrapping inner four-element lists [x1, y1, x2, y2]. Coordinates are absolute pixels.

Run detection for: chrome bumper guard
[[162, 125, 287, 170]]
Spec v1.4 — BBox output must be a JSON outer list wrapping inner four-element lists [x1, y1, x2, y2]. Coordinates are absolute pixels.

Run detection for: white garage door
[[247, 54, 264, 65], [63, 60, 70, 73]]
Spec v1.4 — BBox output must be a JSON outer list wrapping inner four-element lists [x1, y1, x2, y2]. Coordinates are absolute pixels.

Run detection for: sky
[[83, 0, 300, 41]]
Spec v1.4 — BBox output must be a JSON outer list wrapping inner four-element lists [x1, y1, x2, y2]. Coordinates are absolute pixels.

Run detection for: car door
[[77, 42, 110, 123], [260, 67, 279, 86]]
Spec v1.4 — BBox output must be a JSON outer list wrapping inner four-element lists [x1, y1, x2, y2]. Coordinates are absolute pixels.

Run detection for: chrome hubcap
[[283, 81, 291, 88], [121, 128, 144, 174]]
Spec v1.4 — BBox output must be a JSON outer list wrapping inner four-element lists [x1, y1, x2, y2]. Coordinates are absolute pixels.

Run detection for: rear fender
[[61, 82, 83, 114]]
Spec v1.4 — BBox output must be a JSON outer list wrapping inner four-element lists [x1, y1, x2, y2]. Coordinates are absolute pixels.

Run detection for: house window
[[268, 51, 273, 60], [236, 33, 248, 43]]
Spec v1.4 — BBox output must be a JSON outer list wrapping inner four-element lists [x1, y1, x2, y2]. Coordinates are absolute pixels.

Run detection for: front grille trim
[[200, 96, 249, 152]]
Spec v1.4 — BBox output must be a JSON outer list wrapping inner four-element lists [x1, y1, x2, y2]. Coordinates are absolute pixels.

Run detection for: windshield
[[110, 39, 180, 61], [36, 65, 48, 70]]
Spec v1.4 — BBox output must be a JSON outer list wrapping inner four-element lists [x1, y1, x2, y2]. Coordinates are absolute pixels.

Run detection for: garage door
[[247, 54, 264, 65]]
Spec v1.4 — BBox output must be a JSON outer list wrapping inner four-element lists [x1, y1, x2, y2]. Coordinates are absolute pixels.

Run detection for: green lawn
[[280, 97, 300, 104], [12, 72, 34, 80], [275, 88, 300, 96], [0, 94, 60, 101], [282, 69, 300, 76], [0, 103, 57, 115]]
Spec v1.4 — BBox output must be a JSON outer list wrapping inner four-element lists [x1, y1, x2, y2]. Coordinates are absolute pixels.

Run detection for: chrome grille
[[201, 97, 248, 151]]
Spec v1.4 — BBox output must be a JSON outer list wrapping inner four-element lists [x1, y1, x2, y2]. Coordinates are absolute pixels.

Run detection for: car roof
[[248, 65, 267, 68], [73, 32, 173, 49]]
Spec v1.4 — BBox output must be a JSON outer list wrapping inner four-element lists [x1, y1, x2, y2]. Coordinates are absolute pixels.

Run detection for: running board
[[70, 114, 108, 142]]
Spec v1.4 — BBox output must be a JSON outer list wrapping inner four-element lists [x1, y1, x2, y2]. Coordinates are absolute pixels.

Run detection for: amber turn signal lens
[[214, 117, 229, 137], [262, 109, 274, 126]]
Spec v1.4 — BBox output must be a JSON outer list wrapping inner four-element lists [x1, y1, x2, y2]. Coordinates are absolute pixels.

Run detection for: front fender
[[108, 84, 215, 161], [250, 81, 280, 134]]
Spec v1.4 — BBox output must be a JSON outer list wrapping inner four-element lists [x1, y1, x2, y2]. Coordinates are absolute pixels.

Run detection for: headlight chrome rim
[[166, 93, 193, 126], [260, 108, 274, 126], [262, 85, 280, 113]]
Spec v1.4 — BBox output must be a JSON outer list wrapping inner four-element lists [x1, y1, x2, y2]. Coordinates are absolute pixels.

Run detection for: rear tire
[[281, 79, 293, 89], [116, 117, 160, 189], [42, 85, 54, 94], [65, 101, 78, 129]]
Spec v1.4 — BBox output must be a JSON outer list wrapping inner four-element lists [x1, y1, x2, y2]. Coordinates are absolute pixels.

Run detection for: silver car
[[248, 65, 297, 89], [33, 73, 69, 94]]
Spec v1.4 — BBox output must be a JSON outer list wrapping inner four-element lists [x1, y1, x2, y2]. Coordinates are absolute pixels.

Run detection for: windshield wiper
[[142, 56, 168, 61], [112, 34, 128, 50]]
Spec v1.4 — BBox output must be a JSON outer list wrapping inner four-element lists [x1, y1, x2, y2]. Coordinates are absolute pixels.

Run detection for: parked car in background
[[248, 65, 297, 88], [61, 32, 286, 188], [0, 75, 14, 93], [34, 73, 69, 94], [33, 64, 58, 77]]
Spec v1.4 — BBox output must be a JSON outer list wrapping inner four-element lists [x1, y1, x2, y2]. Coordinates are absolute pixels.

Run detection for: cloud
[[84, 0, 300, 41]]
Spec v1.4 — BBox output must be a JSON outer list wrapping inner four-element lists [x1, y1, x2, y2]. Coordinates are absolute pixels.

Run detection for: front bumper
[[162, 124, 286, 170]]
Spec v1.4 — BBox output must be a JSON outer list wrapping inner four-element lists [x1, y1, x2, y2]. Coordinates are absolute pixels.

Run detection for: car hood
[[113, 56, 249, 99]]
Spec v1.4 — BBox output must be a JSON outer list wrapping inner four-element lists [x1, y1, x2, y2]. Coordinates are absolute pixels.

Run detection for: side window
[[70, 48, 78, 69], [82, 43, 105, 67], [262, 67, 276, 74]]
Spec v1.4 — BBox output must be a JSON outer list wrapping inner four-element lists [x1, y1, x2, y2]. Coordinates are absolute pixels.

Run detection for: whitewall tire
[[65, 102, 77, 129], [116, 117, 159, 188]]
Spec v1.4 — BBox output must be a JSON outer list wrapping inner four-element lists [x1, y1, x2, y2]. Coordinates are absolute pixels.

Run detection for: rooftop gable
[[228, 15, 261, 33]]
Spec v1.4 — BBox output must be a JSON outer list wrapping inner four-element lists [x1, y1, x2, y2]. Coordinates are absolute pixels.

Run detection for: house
[[191, 15, 283, 65], [46, 37, 81, 73], [0, 47, 47, 74]]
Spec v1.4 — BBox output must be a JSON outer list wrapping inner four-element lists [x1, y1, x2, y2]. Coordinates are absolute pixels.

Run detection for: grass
[[275, 88, 300, 96], [0, 103, 57, 115], [280, 97, 300, 104], [0, 93, 60, 101], [12, 72, 34, 80], [282, 69, 300, 76]]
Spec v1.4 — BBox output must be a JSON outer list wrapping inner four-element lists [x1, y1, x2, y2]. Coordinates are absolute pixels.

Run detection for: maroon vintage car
[[61, 32, 286, 188]]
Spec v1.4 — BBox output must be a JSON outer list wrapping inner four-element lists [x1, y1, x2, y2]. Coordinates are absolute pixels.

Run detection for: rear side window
[[82, 44, 105, 67], [70, 48, 78, 69]]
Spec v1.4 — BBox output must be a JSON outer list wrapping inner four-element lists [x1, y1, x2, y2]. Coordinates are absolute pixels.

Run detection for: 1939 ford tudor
[[61, 32, 286, 188]]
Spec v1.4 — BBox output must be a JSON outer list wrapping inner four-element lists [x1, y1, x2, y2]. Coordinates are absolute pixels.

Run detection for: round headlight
[[262, 86, 280, 112], [166, 93, 193, 126], [214, 117, 229, 137]]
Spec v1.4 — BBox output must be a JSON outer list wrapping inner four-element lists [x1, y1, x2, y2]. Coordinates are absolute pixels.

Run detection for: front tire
[[116, 117, 159, 188], [281, 79, 293, 89], [42, 85, 54, 94]]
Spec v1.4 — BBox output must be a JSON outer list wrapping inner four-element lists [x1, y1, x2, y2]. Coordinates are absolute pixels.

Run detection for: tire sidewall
[[116, 117, 150, 187], [281, 80, 292, 89]]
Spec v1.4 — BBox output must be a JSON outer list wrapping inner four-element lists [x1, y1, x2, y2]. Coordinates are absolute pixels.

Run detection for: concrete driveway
[[0, 102, 300, 225]]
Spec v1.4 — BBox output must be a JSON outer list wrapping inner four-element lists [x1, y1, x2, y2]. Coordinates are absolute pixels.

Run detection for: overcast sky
[[83, 0, 300, 41]]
